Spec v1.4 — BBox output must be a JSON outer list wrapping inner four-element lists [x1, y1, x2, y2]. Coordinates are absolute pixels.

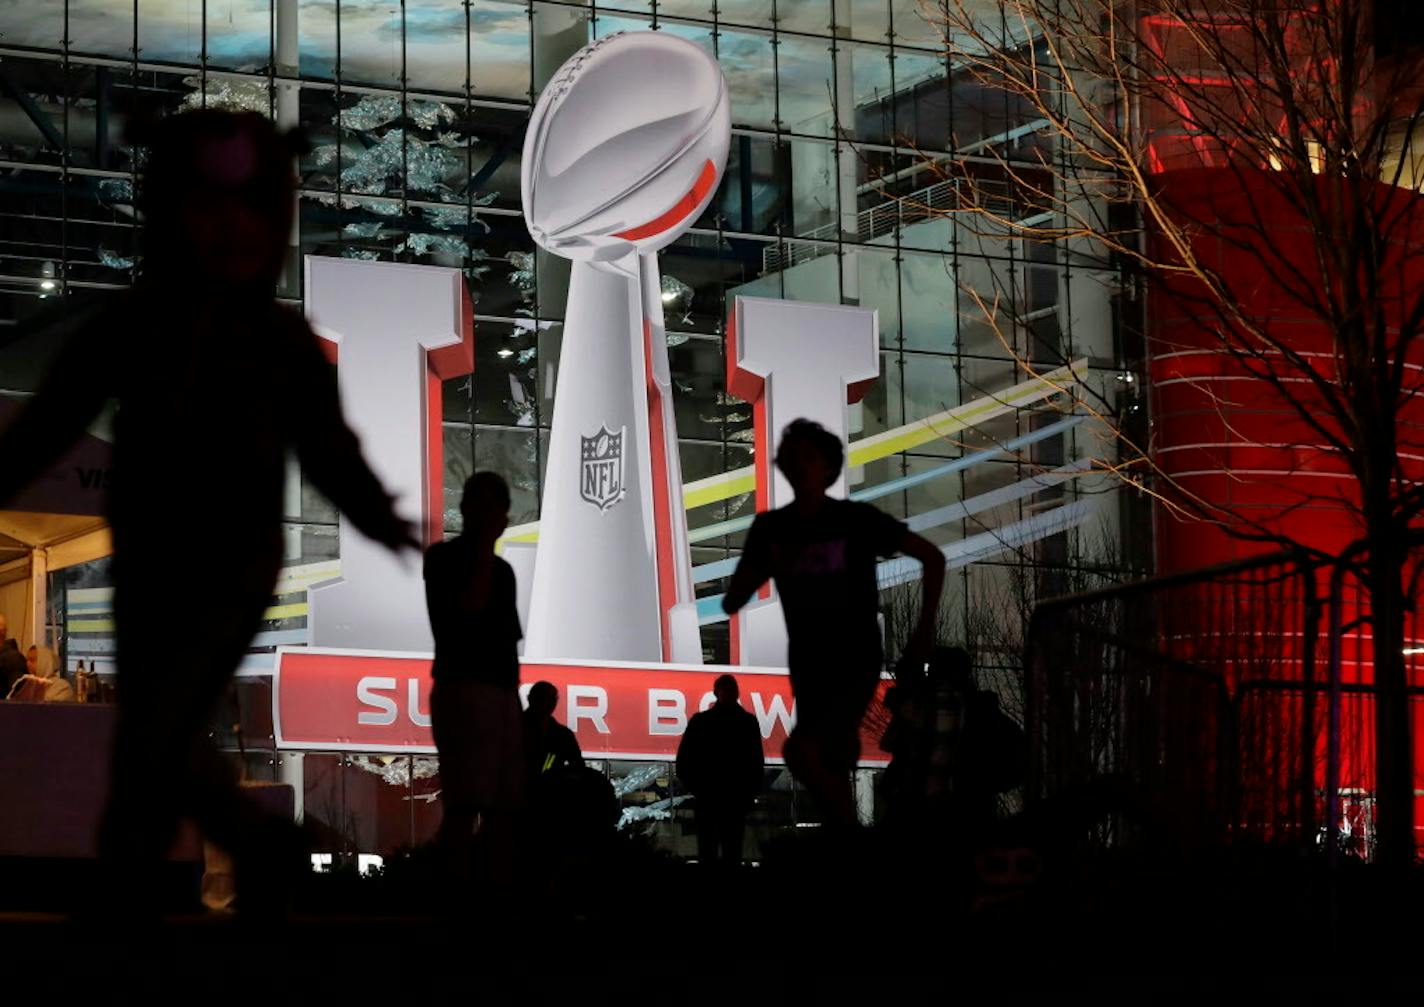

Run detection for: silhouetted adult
[[0, 110, 418, 914], [523, 680, 584, 786], [723, 419, 946, 827], [931, 647, 1024, 834], [676, 674, 764, 866], [424, 471, 524, 892], [0, 616, 25, 694]]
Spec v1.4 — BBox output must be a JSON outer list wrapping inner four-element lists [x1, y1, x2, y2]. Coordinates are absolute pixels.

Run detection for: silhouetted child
[[722, 419, 946, 827], [932, 648, 1025, 835], [523, 680, 584, 787], [883, 646, 1024, 839], [424, 471, 524, 895], [0, 110, 418, 917], [676, 673, 764, 866]]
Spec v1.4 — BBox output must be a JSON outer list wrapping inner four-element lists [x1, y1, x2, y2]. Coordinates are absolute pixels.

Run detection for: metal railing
[[760, 176, 1019, 273], [1024, 547, 1422, 862]]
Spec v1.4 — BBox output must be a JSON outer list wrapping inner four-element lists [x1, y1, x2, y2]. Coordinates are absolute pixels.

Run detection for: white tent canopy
[[0, 511, 110, 650]]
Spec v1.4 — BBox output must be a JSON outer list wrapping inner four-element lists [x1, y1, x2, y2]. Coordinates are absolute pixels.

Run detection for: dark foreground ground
[[1, 828, 1417, 979]]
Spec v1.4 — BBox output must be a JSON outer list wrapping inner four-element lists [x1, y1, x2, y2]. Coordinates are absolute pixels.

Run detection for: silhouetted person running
[[0, 110, 418, 916], [523, 680, 584, 787], [424, 471, 524, 896], [676, 673, 764, 866], [723, 419, 946, 828]]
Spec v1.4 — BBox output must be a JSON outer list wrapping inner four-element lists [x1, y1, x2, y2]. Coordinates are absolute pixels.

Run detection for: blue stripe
[[698, 501, 1093, 627], [684, 415, 1083, 546], [696, 594, 727, 625]]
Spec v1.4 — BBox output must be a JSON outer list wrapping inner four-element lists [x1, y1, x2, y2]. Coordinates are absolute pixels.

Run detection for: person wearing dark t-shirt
[[0, 112, 419, 917], [425, 471, 524, 891], [722, 419, 946, 827]]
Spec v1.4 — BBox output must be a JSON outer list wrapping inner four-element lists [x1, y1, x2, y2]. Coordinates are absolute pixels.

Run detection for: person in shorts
[[425, 472, 524, 891], [722, 419, 945, 827]]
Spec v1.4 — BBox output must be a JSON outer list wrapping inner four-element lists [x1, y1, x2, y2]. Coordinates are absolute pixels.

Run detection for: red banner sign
[[273, 648, 890, 766]]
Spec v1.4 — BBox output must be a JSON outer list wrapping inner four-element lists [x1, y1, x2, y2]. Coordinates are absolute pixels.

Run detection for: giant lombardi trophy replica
[[520, 32, 730, 663]]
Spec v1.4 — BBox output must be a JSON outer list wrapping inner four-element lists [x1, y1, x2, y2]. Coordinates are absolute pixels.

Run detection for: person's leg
[[785, 727, 858, 827], [100, 552, 282, 915], [722, 812, 745, 865], [473, 686, 524, 892], [695, 804, 719, 865], [182, 564, 307, 913], [431, 682, 480, 889]]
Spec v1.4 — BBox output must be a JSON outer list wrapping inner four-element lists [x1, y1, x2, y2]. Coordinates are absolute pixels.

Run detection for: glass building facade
[[0, 1, 1144, 859]]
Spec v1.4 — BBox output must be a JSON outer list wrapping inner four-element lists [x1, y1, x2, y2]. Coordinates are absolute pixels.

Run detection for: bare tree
[[910, 0, 1424, 865], [880, 519, 1134, 725]]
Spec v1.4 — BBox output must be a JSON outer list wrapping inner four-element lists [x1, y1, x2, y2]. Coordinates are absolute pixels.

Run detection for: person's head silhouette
[[927, 645, 974, 693], [712, 673, 739, 706], [138, 109, 301, 290], [527, 680, 559, 719], [460, 471, 511, 544], [774, 419, 843, 500]]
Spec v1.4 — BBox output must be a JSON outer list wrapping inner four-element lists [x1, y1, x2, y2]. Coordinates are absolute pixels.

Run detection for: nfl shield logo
[[579, 425, 625, 512]]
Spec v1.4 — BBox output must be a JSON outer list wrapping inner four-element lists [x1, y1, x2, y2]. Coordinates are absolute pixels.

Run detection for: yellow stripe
[[68, 619, 114, 632], [498, 360, 1084, 547], [67, 602, 309, 633], [683, 469, 757, 509], [68, 587, 113, 604]]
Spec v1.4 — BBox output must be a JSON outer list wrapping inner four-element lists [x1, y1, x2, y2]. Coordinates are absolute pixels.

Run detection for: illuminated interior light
[[39, 279, 56, 291], [497, 348, 514, 358]]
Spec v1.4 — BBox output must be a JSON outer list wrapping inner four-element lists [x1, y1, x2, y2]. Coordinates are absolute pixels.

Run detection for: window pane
[[658, 0, 715, 19], [474, 425, 542, 522], [206, 0, 274, 72], [69, 0, 134, 59], [775, 0, 829, 35], [299, 0, 338, 80], [848, 42, 893, 145], [717, 0, 773, 30], [468, 214, 537, 317], [785, 135, 839, 235], [846, 0, 889, 42], [775, 33, 833, 135], [717, 27, 775, 131], [471, 0, 532, 100], [887, 349, 959, 457], [656, 19, 715, 59], [852, 245, 900, 347], [712, 134, 787, 235], [891, 0, 940, 48], [405, 0, 469, 95], [138, 0, 201, 65], [334, 0, 403, 87], [3, 1, 65, 50], [532, 2, 591, 91], [473, 320, 540, 428], [889, 51, 948, 149], [900, 248, 956, 353]]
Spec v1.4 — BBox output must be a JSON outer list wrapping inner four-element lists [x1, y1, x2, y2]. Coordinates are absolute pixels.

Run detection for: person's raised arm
[[285, 316, 419, 553], [721, 515, 773, 616], [898, 529, 946, 668], [0, 307, 112, 508]]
